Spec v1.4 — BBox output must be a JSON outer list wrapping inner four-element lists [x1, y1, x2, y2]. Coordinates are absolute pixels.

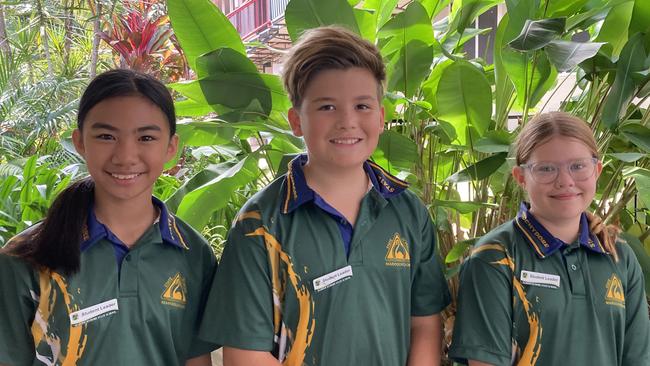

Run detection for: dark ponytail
[[3, 178, 94, 274], [2, 69, 175, 275]]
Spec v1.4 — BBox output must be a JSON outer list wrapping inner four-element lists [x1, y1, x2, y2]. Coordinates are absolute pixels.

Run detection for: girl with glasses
[[449, 112, 649, 366]]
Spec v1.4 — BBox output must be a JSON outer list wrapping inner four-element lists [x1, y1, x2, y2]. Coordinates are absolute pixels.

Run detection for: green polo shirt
[[199, 156, 451, 365], [449, 204, 650, 366], [0, 199, 218, 365]]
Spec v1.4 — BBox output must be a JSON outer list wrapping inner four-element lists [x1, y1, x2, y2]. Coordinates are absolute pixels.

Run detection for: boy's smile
[[288, 67, 384, 174], [72, 95, 178, 207]]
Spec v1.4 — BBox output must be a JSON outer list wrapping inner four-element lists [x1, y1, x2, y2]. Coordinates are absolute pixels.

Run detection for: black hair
[[2, 69, 176, 274]]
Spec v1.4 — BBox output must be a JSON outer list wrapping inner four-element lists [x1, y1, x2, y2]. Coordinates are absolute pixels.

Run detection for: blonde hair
[[514, 112, 619, 261], [281, 26, 386, 108]]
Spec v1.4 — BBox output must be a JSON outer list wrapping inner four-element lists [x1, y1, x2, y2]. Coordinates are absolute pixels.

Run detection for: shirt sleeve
[[187, 241, 221, 357], [0, 253, 38, 365], [198, 211, 275, 351], [621, 243, 650, 366], [410, 204, 451, 316], [449, 244, 514, 366]]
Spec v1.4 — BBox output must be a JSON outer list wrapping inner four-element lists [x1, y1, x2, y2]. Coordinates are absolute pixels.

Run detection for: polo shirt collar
[[282, 154, 408, 214], [81, 196, 189, 251], [513, 202, 606, 258]]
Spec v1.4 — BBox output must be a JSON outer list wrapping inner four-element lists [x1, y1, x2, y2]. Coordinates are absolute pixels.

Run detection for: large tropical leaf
[[166, 0, 245, 73], [544, 40, 604, 72], [544, 0, 589, 18], [175, 155, 259, 229], [619, 123, 650, 153], [601, 33, 648, 128], [435, 60, 492, 145], [372, 130, 419, 171], [502, 48, 558, 110], [449, 0, 501, 35], [508, 18, 566, 51], [446, 152, 508, 182], [195, 47, 259, 76], [593, 0, 634, 60], [378, 1, 434, 56], [621, 232, 650, 294], [418, 0, 451, 19], [385, 40, 434, 98], [284, 0, 360, 41]]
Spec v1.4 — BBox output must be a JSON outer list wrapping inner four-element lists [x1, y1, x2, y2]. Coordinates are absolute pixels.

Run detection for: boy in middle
[[199, 26, 451, 365]]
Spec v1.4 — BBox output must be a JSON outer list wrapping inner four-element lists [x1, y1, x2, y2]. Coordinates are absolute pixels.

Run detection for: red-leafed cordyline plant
[[97, 0, 188, 82]]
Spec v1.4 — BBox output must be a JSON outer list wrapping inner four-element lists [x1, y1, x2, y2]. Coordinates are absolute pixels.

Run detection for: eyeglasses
[[519, 158, 599, 184]]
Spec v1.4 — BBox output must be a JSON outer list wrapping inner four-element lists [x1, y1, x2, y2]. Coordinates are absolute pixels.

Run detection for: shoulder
[[235, 176, 287, 223], [469, 220, 520, 263], [388, 188, 429, 221]]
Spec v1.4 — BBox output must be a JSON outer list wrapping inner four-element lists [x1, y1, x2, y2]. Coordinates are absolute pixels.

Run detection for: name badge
[[69, 299, 119, 326], [520, 270, 561, 289], [313, 265, 353, 292]]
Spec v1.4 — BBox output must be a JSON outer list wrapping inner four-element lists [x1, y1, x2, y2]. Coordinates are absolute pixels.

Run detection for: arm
[[223, 347, 282, 366], [407, 314, 443, 366], [621, 244, 650, 365], [185, 354, 212, 366]]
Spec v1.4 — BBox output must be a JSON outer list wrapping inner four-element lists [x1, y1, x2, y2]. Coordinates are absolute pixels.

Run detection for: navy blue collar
[[282, 154, 408, 214], [513, 202, 606, 258], [80, 196, 189, 251]]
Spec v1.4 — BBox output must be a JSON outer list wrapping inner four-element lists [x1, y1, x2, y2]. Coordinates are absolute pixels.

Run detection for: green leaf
[[449, 0, 501, 35], [474, 130, 512, 153], [508, 18, 566, 51], [601, 33, 648, 128], [195, 47, 259, 76], [174, 99, 215, 117], [619, 123, 650, 153], [622, 167, 650, 207], [621, 232, 650, 294], [434, 199, 498, 214], [386, 40, 434, 98], [418, 0, 451, 19], [435, 61, 492, 145], [175, 120, 236, 147], [169, 72, 277, 117], [607, 152, 647, 162], [362, 0, 399, 30], [593, 0, 634, 60], [544, 40, 604, 72], [544, 0, 589, 18], [503, 48, 558, 110], [630, 0, 650, 33], [175, 155, 259, 229], [446, 152, 508, 183], [445, 237, 478, 263], [378, 1, 434, 54], [167, 0, 245, 73], [373, 130, 419, 171], [285, 0, 361, 41]]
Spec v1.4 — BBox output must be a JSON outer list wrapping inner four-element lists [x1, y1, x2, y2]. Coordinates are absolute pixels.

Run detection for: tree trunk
[[0, 4, 11, 59], [89, 0, 101, 78], [36, 0, 54, 76]]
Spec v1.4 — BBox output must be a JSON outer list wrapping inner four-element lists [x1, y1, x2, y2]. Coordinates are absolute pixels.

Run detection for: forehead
[[83, 95, 170, 133], [302, 67, 381, 101], [529, 136, 594, 161]]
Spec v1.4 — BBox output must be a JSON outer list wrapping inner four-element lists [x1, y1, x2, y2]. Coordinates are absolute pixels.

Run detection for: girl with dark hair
[[449, 112, 650, 366], [0, 69, 218, 365]]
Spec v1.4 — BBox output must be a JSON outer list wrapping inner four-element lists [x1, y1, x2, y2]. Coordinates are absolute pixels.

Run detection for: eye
[[96, 134, 115, 141], [139, 135, 156, 142], [570, 160, 588, 171], [534, 164, 557, 173], [318, 104, 335, 111], [356, 104, 370, 110]]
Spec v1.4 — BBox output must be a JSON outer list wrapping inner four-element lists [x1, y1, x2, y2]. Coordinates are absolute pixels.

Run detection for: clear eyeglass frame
[[519, 157, 599, 184]]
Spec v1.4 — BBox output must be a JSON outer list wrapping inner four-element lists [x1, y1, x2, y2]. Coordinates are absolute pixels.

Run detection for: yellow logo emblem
[[161, 273, 187, 308], [385, 233, 410, 267], [605, 273, 625, 308]]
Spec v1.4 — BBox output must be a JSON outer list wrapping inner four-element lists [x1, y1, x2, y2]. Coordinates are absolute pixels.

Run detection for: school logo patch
[[605, 273, 625, 308], [161, 273, 187, 308], [385, 233, 410, 267]]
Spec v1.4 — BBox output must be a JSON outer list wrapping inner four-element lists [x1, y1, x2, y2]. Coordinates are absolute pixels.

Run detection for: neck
[[303, 163, 368, 196], [529, 209, 581, 244], [93, 194, 157, 246]]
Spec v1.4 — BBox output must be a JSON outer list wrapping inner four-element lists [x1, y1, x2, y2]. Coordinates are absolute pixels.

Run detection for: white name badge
[[313, 265, 353, 292], [69, 298, 119, 326], [520, 270, 561, 289]]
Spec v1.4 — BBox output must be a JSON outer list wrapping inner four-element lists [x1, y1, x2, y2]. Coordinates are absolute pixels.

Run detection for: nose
[[554, 165, 575, 187], [111, 138, 139, 166], [336, 107, 358, 129]]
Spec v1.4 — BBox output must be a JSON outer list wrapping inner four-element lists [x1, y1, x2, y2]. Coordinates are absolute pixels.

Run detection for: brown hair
[[513, 111, 619, 261], [281, 25, 386, 108]]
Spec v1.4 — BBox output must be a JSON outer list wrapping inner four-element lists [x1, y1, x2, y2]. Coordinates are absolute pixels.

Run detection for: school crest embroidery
[[161, 272, 187, 308], [385, 232, 410, 267], [605, 273, 625, 308]]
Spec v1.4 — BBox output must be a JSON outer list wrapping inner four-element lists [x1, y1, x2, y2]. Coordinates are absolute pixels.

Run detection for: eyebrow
[[310, 95, 377, 103], [89, 122, 162, 133]]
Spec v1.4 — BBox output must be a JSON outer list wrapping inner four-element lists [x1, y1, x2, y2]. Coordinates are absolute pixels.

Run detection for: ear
[[512, 165, 526, 188], [72, 129, 86, 158], [288, 107, 303, 137], [166, 134, 179, 162], [595, 159, 603, 179]]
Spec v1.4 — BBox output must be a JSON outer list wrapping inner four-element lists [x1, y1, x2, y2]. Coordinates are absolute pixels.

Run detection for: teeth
[[111, 173, 140, 180], [331, 138, 360, 144]]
